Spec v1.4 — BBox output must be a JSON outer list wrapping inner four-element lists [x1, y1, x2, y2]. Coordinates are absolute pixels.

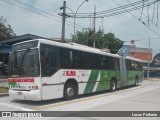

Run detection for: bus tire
[[64, 83, 76, 100], [110, 79, 116, 92], [135, 76, 138, 86]]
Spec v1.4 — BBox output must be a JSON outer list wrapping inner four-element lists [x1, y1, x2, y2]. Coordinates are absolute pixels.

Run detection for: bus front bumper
[[9, 89, 41, 101]]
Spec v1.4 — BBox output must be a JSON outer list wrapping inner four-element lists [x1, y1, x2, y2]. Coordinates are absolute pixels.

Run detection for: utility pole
[[60, 1, 66, 42], [93, 5, 96, 48], [147, 36, 150, 78]]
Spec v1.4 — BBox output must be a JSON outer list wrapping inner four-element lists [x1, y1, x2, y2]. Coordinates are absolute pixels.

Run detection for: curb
[[0, 92, 9, 97]]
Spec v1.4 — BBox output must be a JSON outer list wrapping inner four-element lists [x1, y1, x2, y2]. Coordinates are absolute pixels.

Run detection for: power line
[[67, 0, 150, 16], [1, 0, 61, 22], [137, 37, 160, 40], [14, 0, 61, 19], [69, 0, 156, 18], [126, 0, 160, 30], [0, 0, 83, 29], [152, 0, 156, 21], [123, 37, 160, 42], [112, 0, 160, 38], [96, 2, 155, 18], [139, 0, 145, 21], [13, 0, 84, 28], [156, 1, 160, 25], [147, 4, 150, 25], [96, 0, 149, 15]]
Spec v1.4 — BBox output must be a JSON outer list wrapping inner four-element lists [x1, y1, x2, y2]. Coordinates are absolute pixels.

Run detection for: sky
[[0, 0, 160, 56]]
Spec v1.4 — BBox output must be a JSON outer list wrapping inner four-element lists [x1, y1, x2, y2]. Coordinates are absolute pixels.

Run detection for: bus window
[[79, 51, 92, 69], [105, 56, 115, 70], [114, 58, 120, 71], [126, 60, 139, 70], [40, 44, 60, 77], [91, 54, 100, 69], [61, 48, 72, 69], [72, 50, 80, 69], [100, 56, 106, 70]]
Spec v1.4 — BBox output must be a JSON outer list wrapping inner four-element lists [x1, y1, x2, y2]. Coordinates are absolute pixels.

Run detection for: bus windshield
[[9, 48, 40, 77]]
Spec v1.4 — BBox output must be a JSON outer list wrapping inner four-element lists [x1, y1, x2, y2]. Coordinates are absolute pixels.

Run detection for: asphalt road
[[0, 79, 160, 120]]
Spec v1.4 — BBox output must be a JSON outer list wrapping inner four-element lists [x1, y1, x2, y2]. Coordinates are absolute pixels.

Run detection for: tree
[[0, 16, 16, 41], [151, 53, 160, 67], [72, 29, 123, 54], [103, 33, 123, 54]]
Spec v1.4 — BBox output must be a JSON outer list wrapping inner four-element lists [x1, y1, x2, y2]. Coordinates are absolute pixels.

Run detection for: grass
[[0, 87, 8, 93]]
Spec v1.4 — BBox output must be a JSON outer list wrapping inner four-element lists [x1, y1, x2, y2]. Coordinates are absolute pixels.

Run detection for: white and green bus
[[8, 39, 143, 101]]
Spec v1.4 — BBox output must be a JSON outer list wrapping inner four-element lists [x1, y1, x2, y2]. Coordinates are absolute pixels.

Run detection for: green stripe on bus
[[96, 70, 121, 91], [96, 70, 109, 92], [8, 82, 17, 87], [83, 70, 99, 94]]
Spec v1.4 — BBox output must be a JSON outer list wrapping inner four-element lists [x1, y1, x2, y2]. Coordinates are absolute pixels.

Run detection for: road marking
[[34, 80, 154, 110]]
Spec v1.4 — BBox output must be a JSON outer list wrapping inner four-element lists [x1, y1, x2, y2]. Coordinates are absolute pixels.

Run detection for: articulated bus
[[8, 39, 143, 101]]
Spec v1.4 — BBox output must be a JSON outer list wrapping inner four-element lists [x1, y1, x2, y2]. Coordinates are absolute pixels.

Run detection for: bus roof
[[12, 39, 144, 62], [125, 56, 144, 62], [13, 39, 120, 58]]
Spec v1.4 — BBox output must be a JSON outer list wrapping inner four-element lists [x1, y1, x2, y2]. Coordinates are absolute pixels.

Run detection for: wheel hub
[[66, 87, 74, 97], [112, 82, 115, 90]]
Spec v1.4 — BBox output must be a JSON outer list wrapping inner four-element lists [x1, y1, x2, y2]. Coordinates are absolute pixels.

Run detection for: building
[[119, 45, 152, 63], [119, 45, 153, 78], [129, 46, 152, 63]]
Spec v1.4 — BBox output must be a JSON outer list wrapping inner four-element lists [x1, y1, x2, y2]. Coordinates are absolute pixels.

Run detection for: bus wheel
[[64, 83, 76, 100], [135, 77, 138, 86], [110, 79, 116, 92]]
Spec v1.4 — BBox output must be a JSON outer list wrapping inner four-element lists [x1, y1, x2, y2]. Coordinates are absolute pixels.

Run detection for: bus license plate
[[17, 92, 22, 95]]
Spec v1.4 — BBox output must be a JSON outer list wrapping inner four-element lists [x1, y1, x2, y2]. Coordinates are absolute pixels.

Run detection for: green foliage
[[72, 29, 124, 54], [0, 16, 16, 41], [0, 87, 8, 93], [152, 53, 160, 67]]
